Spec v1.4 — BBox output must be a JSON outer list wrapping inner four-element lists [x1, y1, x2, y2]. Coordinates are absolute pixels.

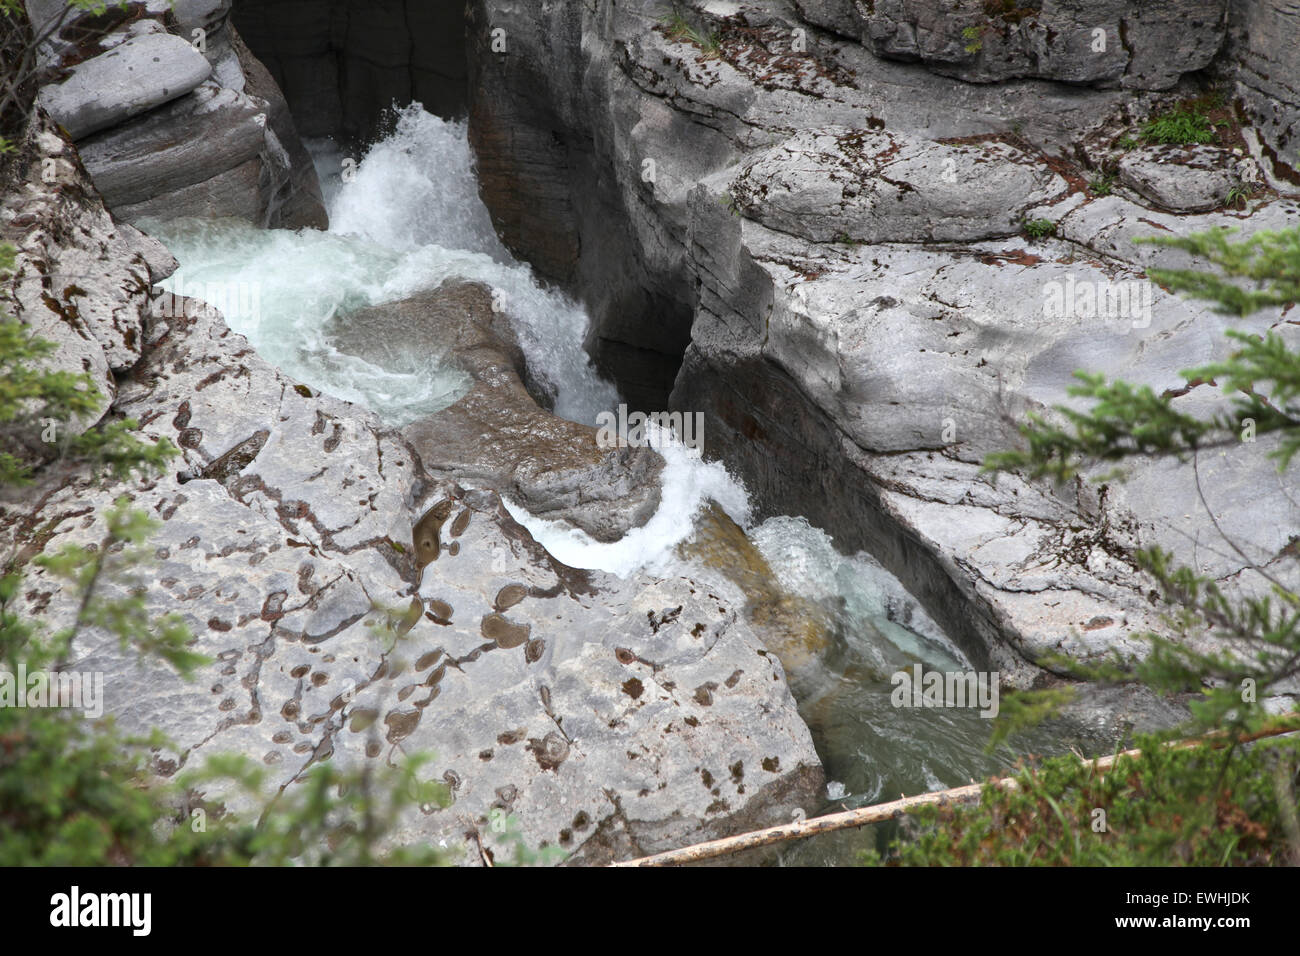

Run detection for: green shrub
[[864, 732, 1300, 866], [874, 225, 1300, 867], [1140, 109, 1216, 146], [1021, 217, 1057, 240]]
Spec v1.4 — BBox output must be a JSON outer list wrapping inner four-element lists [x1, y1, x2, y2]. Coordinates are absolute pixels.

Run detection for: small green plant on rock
[[1021, 217, 1057, 240], [1140, 108, 1216, 146], [1226, 181, 1258, 209], [1089, 171, 1117, 197], [661, 8, 721, 59], [862, 729, 1300, 866]]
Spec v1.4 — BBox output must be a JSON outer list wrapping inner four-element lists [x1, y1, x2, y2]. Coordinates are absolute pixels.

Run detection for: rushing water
[[146, 105, 1079, 865], [146, 107, 616, 427]]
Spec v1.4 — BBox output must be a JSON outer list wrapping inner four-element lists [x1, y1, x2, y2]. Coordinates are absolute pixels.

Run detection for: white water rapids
[[145, 106, 1076, 861], [149, 105, 758, 574]]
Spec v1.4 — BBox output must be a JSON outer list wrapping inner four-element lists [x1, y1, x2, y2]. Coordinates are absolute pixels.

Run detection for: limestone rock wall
[[1227, 0, 1300, 179], [802, 0, 1230, 91], [464, 0, 1300, 698], [27, 0, 328, 229]]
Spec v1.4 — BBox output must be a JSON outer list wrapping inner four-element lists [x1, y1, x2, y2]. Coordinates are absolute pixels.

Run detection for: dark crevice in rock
[[230, 0, 469, 146], [465, 4, 696, 414]]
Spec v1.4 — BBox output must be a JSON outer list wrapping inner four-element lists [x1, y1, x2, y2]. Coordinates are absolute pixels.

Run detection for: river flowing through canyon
[[146, 105, 1078, 863]]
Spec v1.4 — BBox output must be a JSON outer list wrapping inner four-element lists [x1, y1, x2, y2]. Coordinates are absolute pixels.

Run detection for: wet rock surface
[[230, 0, 469, 142], [334, 282, 665, 543]]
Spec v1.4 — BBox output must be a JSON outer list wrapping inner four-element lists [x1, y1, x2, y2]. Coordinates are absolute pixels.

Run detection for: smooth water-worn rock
[[38, 32, 213, 140], [676, 502, 835, 686], [77, 82, 268, 212], [1116, 144, 1241, 213], [335, 283, 665, 543], [27, 0, 328, 229], [0, 143, 823, 864], [173, 0, 235, 62], [730, 127, 1066, 243]]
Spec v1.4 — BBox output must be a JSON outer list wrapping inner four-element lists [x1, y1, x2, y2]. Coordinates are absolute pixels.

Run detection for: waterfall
[[147, 105, 618, 428]]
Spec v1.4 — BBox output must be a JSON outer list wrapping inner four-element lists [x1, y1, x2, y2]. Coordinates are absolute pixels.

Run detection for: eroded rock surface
[[334, 282, 665, 543], [27, 0, 327, 229], [1228, 0, 1300, 175], [0, 113, 158, 463], [1116, 144, 1242, 213], [465, 0, 1300, 703], [1, 140, 820, 864], [731, 127, 1066, 243], [38, 30, 213, 140], [800, 0, 1228, 90]]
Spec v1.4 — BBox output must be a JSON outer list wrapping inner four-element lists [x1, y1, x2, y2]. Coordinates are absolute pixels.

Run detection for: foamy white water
[[501, 424, 753, 577], [146, 106, 616, 427]]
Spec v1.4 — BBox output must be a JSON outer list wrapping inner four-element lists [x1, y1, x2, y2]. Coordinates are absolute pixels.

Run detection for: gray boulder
[[29, 1, 328, 230], [792, 0, 863, 39], [1117, 144, 1241, 213], [77, 82, 267, 211], [77, 71, 327, 230], [857, 0, 1227, 90], [172, 0, 235, 63], [333, 283, 665, 543], [730, 127, 1066, 243], [37, 32, 213, 140]]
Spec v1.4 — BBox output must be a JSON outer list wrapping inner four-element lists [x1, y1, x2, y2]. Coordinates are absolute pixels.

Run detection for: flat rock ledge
[[1, 148, 824, 864]]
